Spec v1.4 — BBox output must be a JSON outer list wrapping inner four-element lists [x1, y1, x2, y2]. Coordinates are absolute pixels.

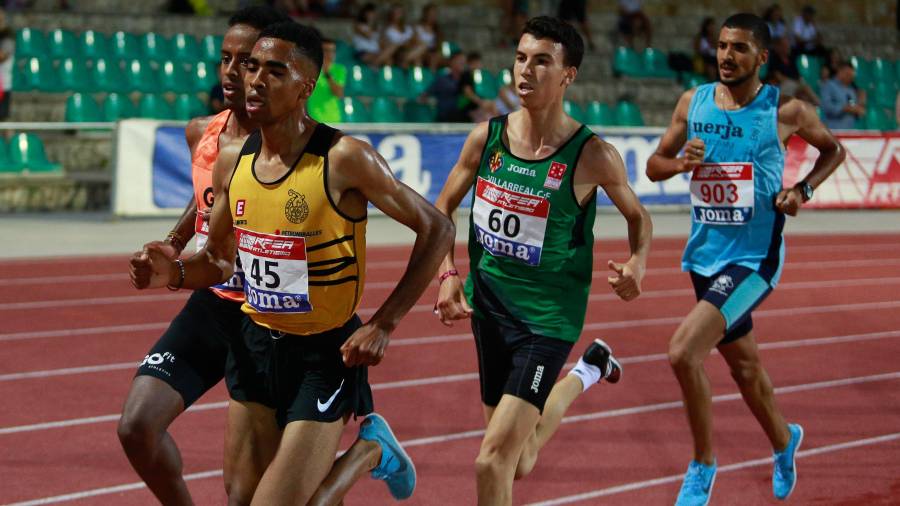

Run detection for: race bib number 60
[[472, 177, 549, 266], [690, 163, 754, 225], [235, 227, 312, 313]]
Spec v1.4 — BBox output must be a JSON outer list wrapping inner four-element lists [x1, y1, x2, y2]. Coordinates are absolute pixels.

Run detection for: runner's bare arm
[[329, 136, 456, 366], [774, 97, 845, 216], [433, 122, 489, 324], [646, 89, 705, 182], [129, 117, 213, 288], [581, 137, 652, 301]]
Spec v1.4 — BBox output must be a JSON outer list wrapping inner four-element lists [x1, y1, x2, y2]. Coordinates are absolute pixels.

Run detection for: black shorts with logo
[[136, 289, 243, 407], [472, 316, 574, 412], [242, 314, 374, 428]]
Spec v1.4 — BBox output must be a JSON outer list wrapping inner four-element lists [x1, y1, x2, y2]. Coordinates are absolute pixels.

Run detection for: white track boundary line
[[2, 332, 899, 436], [5, 373, 899, 506], [6, 257, 900, 312], [6, 243, 900, 286], [4, 275, 900, 341], [526, 431, 900, 505]]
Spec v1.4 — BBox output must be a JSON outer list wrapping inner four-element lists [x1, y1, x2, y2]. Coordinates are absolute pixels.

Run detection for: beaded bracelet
[[167, 259, 185, 291], [165, 231, 186, 254], [438, 269, 459, 284]]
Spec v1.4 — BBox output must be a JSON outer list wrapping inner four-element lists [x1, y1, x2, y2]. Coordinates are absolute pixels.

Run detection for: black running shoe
[[583, 338, 622, 384]]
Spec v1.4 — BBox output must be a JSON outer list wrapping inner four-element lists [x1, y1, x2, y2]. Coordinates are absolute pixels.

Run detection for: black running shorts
[[472, 316, 574, 412], [242, 314, 374, 428]]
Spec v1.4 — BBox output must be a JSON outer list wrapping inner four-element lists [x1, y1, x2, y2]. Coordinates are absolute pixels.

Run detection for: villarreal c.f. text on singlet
[[228, 125, 366, 335], [464, 115, 597, 343]]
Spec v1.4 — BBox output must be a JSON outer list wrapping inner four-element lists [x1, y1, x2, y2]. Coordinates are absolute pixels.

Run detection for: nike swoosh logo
[[317, 379, 345, 412]]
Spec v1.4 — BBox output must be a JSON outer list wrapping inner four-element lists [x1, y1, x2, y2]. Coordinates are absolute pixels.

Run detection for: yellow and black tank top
[[229, 124, 366, 335]]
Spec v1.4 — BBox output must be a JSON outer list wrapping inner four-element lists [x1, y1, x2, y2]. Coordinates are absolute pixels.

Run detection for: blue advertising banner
[[148, 126, 693, 211]]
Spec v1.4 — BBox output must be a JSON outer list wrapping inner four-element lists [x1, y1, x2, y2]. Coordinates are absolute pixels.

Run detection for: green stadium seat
[[79, 30, 109, 61], [472, 69, 499, 100], [584, 101, 615, 125], [192, 61, 218, 93], [404, 101, 436, 122], [15, 57, 59, 92], [138, 93, 176, 119], [103, 92, 137, 121], [873, 81, 897, 109], [615, 100, 644, 126], [9, 133, 62, 173], [110, 31, 140, 61], [440, 41, 461, 60], [170, 33, 200, 63], [125, 59, 160, 93], [370, 97, 402, 123], [140, 32, 170, 62], [334, 39, 355, 66], [339, 97, 371, 122], [376, 66, 408, 97], [613, 46, 641, 77], [160, 60, 192, 93], [58, 58, 92, 93], [0, 138, 17, 173], [15, 28, 47, 59], [796, 54, 821, 92], [498, 68, 513, 87], [200, 34, 223, 63], [642, 48, 675, 78], [65, 93, 104, 122], [91, 59, 127, 93], [406, 66, 434, 98], [563, 100, 585, 123], [850, 56, 873, 89], [345, 64, 376, 97], [174, 93, 207, 120], [870, 58, 895, 85], [47, 29, 79, 59], [683, 73, 708, 90]]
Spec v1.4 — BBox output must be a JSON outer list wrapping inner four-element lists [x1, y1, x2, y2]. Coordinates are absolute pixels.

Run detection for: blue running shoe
[[359, 413, 416, 500], [773, 423, 804, 500], [675, 460, 717, 506]]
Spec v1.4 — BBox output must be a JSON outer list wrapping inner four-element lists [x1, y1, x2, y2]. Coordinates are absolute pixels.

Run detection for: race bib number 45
[[690, 163, 754, 225], [235, 227, 311, 313], [472, 177, 549, 266]]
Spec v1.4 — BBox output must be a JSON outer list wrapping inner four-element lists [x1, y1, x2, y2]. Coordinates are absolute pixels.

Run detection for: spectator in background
[[500, 0, 528, 47], [352, 3, 381, 65], [376, 3, 415, 67], [791, 5, 827, 59], [819, 47, 843, 81], [423, 51, 468, 122], [494, 67, 519, 116], [763, 4, 787, 40], [767, 36, 819, 105], [459, 52, 499, 122], [693, 17, 717, 81], [558, 0, 595, 51], [617, 0, 652, 48], [408, 3, 442, 70], [308, 37, 346, 123], [820, 61, 866, 129], [0, 9, 13, 121]]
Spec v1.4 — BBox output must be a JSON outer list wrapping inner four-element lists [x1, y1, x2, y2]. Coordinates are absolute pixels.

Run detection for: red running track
[[1, 234, 899, 505]]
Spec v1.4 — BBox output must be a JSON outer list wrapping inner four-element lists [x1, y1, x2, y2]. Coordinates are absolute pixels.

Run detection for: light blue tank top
[[682, 83, 786, 285]]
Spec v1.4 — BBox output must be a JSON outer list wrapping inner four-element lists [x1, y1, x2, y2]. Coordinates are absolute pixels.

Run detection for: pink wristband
[[438, 269, 459, 284]]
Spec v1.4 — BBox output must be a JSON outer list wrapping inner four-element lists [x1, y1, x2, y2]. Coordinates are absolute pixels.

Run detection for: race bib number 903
[[235, 227, 311, 313], [472, 177, 549, 266], [690, 163, 754, 225]]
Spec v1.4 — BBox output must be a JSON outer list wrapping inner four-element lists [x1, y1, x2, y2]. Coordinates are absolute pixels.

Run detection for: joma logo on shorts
[[531, 365, 545, 394]]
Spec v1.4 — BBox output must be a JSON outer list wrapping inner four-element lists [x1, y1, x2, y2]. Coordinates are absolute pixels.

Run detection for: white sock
[[569, 357, 602, 392]]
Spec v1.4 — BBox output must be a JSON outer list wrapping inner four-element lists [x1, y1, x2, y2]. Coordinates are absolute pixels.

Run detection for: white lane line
[[2, 331, 899, 434], [526, 431, 900, 505], [4, 328, 900, 384], [5, 274, 899, 342], [7, 257, 900, 312], [6, 373, 900, 506], [4, 469, 224, 506]]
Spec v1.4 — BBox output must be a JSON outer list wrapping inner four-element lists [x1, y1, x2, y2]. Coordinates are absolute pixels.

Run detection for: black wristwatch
[[795, 181, 814, 202]]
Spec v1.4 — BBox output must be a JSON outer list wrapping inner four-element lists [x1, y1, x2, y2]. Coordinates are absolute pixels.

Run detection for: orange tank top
[[191, 110, 245, 302]]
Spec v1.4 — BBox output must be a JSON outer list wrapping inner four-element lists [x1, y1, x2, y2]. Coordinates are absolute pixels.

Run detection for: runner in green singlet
[[434, 16, 652, 505]]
